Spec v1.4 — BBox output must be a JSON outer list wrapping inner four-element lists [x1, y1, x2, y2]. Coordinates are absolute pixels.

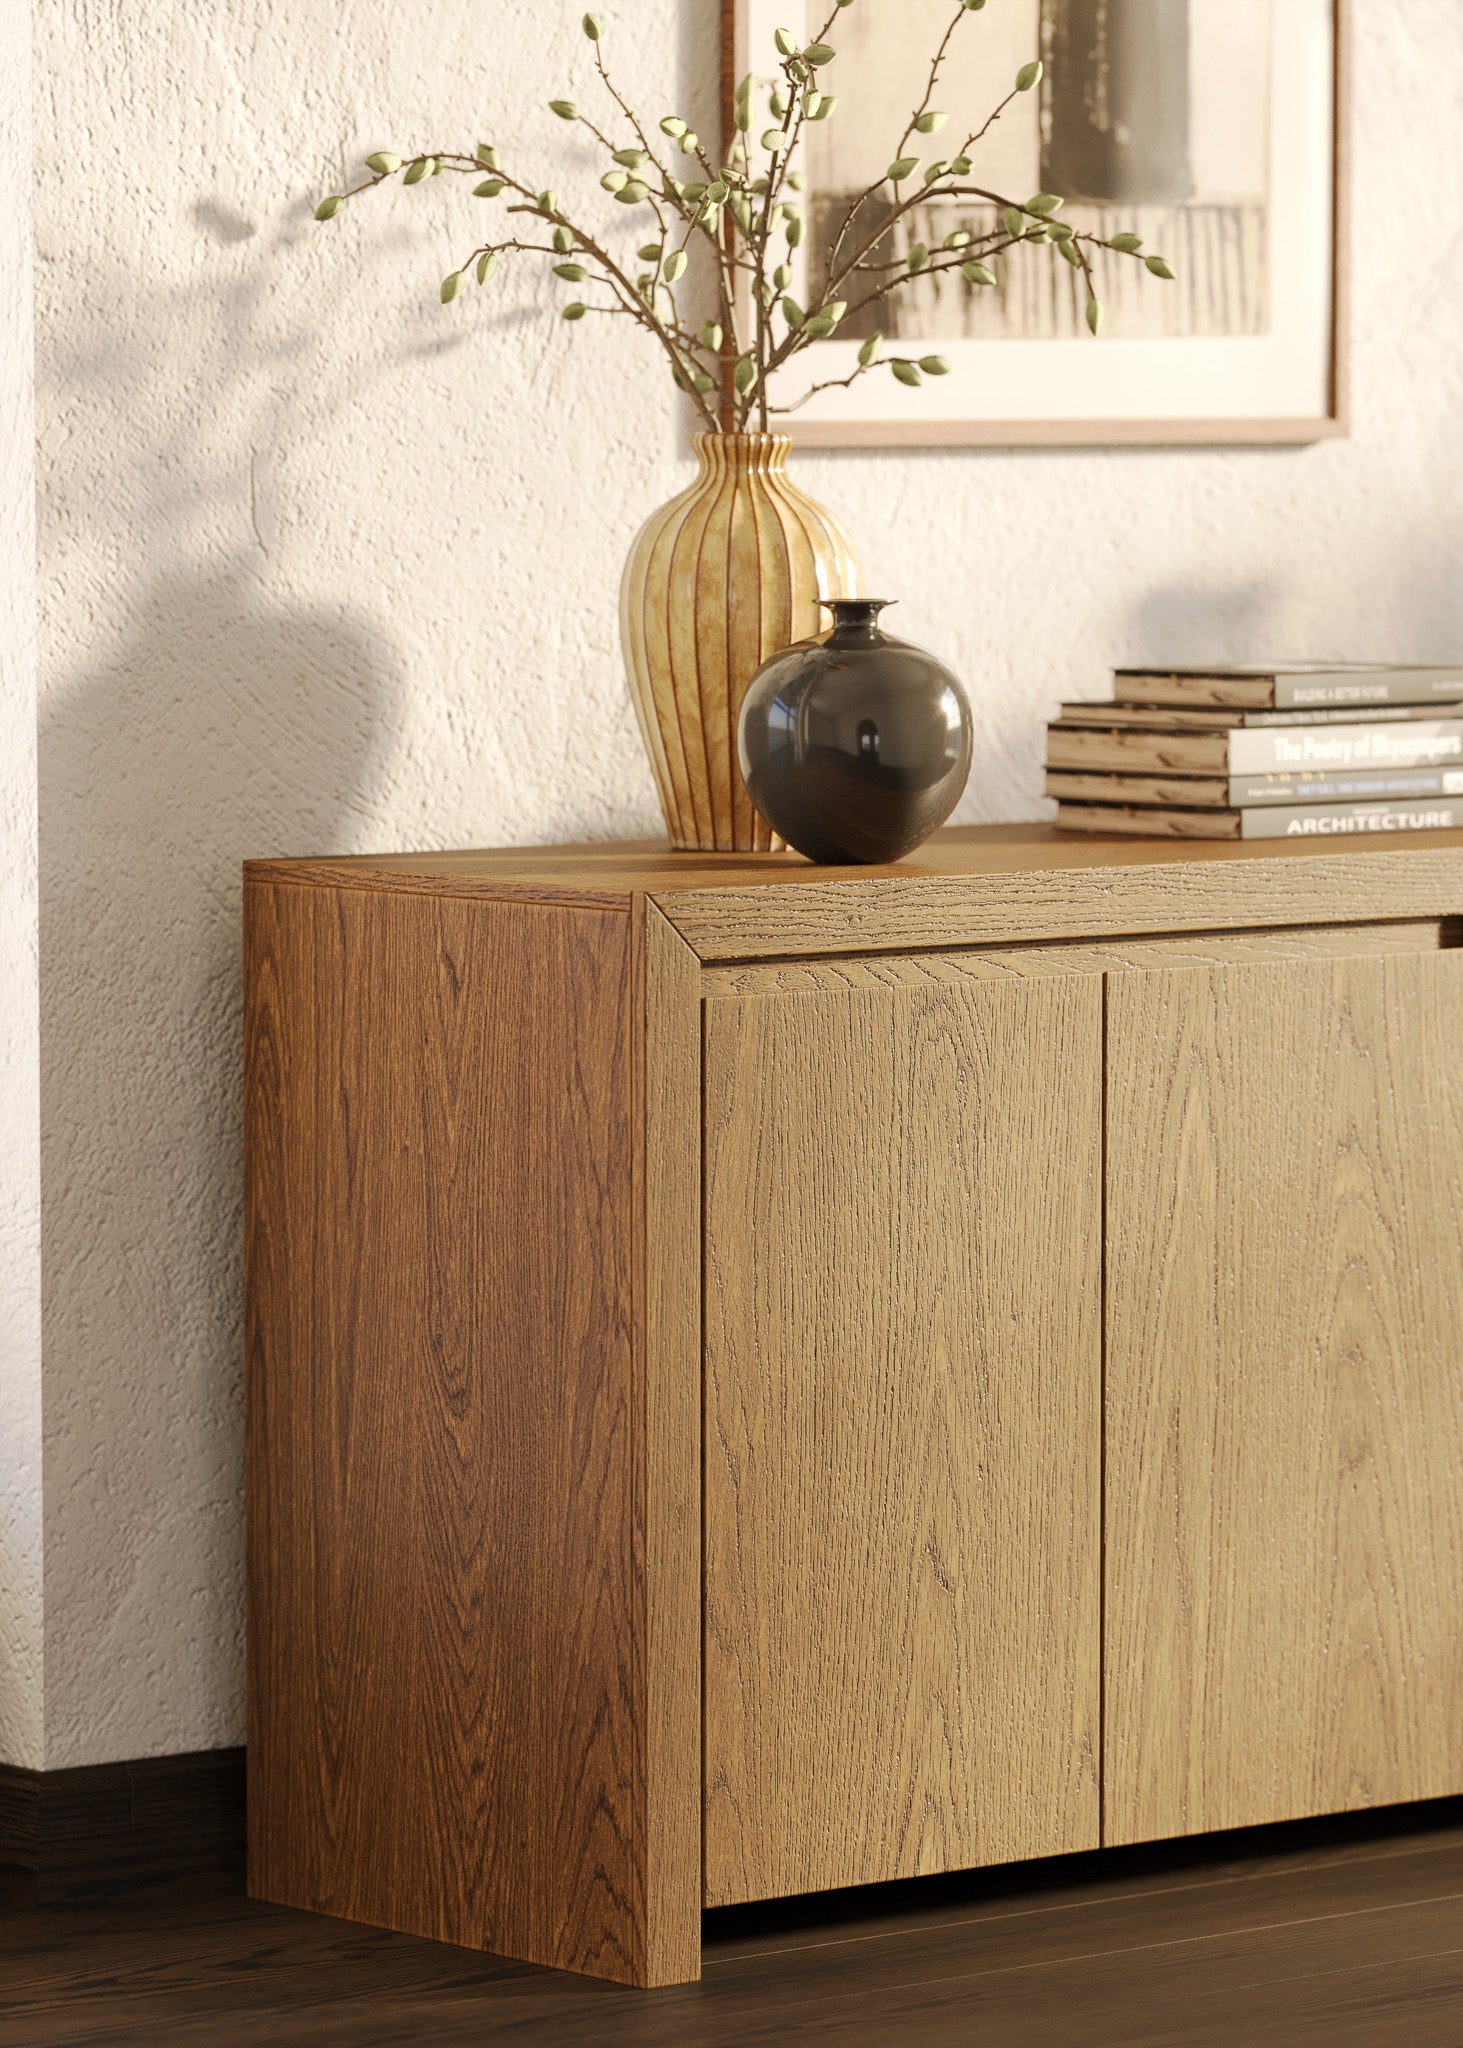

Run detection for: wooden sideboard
[[243, 825, 1463, 1988]]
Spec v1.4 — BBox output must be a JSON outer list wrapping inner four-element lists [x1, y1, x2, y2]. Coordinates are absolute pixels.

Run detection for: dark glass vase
[[737, 600, 973, 865]]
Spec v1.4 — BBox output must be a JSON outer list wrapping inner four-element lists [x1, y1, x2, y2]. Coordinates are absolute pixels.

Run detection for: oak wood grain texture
[[636, 903, 704, 1982], [245, 826, 1463, 961], [245, 881, 655, 1982], [701, 973, 1102, 1905], [1105, 950, 1463, 1846], [699, 919, 1445, 997], [619, 432, 860, 852]]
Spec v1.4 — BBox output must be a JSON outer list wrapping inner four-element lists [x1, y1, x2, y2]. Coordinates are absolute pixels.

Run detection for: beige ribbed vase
[[620, 432, 861, 852]]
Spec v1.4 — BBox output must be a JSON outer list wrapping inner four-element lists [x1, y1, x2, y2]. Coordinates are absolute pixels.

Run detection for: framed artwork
[[724, 0, 1347, 446]]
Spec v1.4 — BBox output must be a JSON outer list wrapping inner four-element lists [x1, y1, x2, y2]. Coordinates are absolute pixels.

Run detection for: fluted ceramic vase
[[620, 432, 861, 852]]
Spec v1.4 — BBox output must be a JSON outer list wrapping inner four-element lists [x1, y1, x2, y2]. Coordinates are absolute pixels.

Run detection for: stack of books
[[1047, 664, 1463, 839]]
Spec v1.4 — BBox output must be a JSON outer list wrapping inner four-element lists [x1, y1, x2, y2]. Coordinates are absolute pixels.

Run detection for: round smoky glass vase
[[737, 600, 973, 864]]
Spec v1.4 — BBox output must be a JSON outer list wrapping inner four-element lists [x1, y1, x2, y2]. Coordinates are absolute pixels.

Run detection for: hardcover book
[[1054, 798, 1463, 841], [1113, 665, 1463, 711], [1046, 719, 1463, 779], [1045, 767, 1463, 810], [1054, 702, 1459, 731]]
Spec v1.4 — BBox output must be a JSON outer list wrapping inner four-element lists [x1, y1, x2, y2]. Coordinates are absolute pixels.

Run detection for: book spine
[[1246, 704, 1456, 726], [1240, 799, 1463, 839], [1229, 768, 1463, 805], [1228, 720, 1463, 775], [1274, 672, 1463, 709]]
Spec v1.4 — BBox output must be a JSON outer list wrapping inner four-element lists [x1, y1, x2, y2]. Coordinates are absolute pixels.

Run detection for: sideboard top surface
[[245, 823, 1463, 959]]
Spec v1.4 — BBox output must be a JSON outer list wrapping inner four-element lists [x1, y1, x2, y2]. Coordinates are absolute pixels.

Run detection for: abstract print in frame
[[726, 0, 1346, 446]]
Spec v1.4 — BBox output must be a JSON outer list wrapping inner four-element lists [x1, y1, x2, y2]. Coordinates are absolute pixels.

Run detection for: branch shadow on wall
[[38, 566, 403, 1757]]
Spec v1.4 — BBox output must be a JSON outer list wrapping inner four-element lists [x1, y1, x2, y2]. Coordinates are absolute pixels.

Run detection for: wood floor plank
[[2, 1815, 1461, 2046]]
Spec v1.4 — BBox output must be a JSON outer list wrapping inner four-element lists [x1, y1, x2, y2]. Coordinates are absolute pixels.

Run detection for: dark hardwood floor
[[2, 1803, 1461, 2046]]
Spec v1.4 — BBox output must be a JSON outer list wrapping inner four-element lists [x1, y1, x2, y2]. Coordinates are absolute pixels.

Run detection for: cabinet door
[[1106, 950, 1463, 1844], [702, 972, 1102, 1906]]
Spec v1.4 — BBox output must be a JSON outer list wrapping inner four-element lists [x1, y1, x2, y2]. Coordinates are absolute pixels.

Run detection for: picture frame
[[722, 0, 1348, 448]]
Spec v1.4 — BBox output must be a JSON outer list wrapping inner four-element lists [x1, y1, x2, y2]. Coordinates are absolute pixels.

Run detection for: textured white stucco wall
[[1, 0, 42, 1771], [28, 0, 1463, 1763]]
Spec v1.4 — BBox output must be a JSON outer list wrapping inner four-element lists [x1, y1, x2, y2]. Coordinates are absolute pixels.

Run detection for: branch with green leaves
[[311, 2, 1175, 432]]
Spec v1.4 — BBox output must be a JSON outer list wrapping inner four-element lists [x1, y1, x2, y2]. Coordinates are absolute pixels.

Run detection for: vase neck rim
[[694, 430, 792, 473]]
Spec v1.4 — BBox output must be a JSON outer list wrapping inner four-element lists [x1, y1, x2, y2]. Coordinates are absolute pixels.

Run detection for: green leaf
[[693, 371, 717, 394], [663, 250, 687, 282], [1015, 59, 1043, 90], [1109, 231, 1143, 253], [678, 131, 700, 156], [914, 111, 948, 132], [364, 153, 402, 175], [804, 310, 836, 338], [963, 0, 987, 9], [701, 319, 723, 350], [891, 359, 923, 387], [613, 147, 649, 168], [402, 159, 430, 185], [774, 26, 797, 54], [858, 332, 883, 366], [552, 226, 573, 251], [785, 214, 805, 246], [770, 87, 789, 116], [782, 296, 806, 329], [803, 40, 835, 63], [440, 271, 463, 303], [1057, 237, 1082, 266], [659, 116, 687, 137], [536, 190, 557, 213], [1145, 254, 1176, 279], [887, 156, 919, 182], [582, 13, 603, 38], [949, 155, 972, 175], [429, 159, 444, 175], [476, 250, 498, 283], [1048, 219, 1074, 240], [1086, 297, 1103, 334], [601, 168, 629, 191], [616, 181, 649, 204], [962, 260, 995, 285], [772, 264, 790, 289], [733, 352, 758, 393], [945, 230, 971, 249], [802, 91, 822, 117], [1003, 206, 1025, 238], [553, 261, 588, 281], [907, 242, 929, 273], [473, 177, 505, 197], [1026, 192, 1062, 214], [638, 242, 661, 261], [761, 128, 785, 151], [475, 144, 501, 169], [562, 302, 587, 321], [920, 354, 952, 376], [313, 195, 343, 220], [922, 161, 948, 185], [550, 100, 578, 121]]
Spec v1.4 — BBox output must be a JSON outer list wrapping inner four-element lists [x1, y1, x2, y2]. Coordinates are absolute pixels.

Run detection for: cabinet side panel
[[1106, 951, 1463, 1843], [640, 905, 703, 1984], [703, 974, 1102, 1905], [245, 882, 642, 1980]]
